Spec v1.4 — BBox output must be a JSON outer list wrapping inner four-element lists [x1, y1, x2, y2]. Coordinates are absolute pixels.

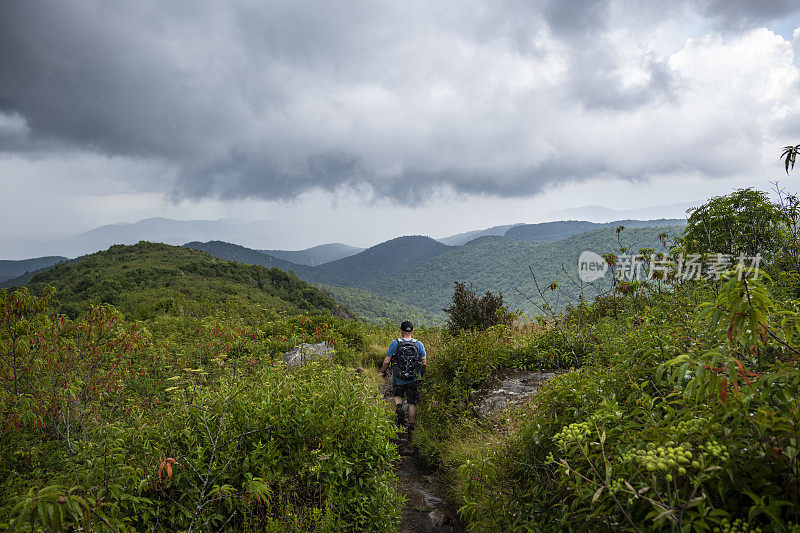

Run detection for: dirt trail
[[380, 372, 464, 533]]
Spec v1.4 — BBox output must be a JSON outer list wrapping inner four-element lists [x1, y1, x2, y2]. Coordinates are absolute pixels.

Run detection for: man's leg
[[393, 382, 405, 426], [406, 381, 419, 431]]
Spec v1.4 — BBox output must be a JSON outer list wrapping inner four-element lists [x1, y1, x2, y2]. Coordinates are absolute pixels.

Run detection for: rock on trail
[[470, 368, 562, 418]]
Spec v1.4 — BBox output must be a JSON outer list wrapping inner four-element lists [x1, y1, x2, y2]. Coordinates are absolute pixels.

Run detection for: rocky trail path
[[379, 372, 464, 533]]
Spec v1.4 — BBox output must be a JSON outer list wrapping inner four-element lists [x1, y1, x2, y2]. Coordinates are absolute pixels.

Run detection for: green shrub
[[443, 282, 517, 335]]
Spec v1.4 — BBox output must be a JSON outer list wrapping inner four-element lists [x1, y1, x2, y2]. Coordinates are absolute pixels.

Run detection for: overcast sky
[[2, 0, 800, 252]]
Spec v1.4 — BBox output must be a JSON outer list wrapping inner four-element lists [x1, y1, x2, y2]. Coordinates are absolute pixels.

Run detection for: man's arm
[[381, 340, 398, 374]]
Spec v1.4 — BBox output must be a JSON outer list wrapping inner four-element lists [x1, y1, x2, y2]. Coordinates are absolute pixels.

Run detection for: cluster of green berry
[[674, 417, 708, 435], [712, 518, 762, 533], [621, 441, 698, 481], [699, 440, 730, 461], [553, 421, 593, 449]]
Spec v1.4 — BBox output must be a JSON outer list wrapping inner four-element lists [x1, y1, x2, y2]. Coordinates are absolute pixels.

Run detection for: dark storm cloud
[[171, 150, 364, 201], [0, 0, 797, 203], [544, 0, 611, 35], [695, 0, 800, 30]]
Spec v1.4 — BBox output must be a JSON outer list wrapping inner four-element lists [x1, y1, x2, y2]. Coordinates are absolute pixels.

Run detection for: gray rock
[[420, 489, 443, 509], [470, 369, 562, 418], [282, 342, 334, 367], [428, 509, 448, 528]]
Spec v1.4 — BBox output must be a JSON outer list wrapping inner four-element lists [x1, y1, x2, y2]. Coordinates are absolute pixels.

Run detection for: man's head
[[400, 321, 414, 335]]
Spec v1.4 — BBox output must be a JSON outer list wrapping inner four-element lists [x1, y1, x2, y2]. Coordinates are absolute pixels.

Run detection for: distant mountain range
[[1, 206, 689, 261], [259, 243, 365, 266], [4, 216, 688, 322], [186, 235, 453, 288], [0, 256, 68, 283], [504, 219, 685, 243], [542, 202, 697, 222], [436, 224, 522, 246], [182, 222, 684, 320], [0, 218, 279, 260]]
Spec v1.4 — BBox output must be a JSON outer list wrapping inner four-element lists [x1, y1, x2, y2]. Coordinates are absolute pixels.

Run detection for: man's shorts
[[392, 380, 420, 405]]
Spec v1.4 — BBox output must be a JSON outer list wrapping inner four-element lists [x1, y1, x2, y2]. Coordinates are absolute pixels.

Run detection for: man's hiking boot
[[395, 404, 406, 427]]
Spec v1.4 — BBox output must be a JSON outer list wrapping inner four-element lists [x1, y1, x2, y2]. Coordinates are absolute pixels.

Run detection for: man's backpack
[[392, 339, 420, 380]]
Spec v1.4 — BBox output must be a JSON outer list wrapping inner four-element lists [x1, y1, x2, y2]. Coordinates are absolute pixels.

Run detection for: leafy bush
[[442, 282, 517, 335], [0, 288, 401, 532], [452, 273, 800, 531]]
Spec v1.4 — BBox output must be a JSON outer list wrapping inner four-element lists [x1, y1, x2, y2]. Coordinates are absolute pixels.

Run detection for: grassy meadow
[[2, 188, 800, 531]]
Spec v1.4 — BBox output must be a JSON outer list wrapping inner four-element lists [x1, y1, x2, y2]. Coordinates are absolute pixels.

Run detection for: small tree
[[675, 188, 783, 261], [443, 282, 515, 334]]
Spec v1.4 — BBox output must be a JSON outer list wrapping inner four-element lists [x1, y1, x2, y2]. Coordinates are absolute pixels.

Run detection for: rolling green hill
[[369, 225, 684, 318], [21, 241, 345, 320], [184, 240, 314, 276], [181, 225, 684, 321], [312, 235, 454, 287]]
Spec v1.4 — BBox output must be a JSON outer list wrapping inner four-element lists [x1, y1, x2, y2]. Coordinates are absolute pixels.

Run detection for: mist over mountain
[[505, 219, 686, 243], [259, 243, 365, 266], [0, 218, 279, 260], [437, 224, 522, 246], [542, 203, 696, 223]]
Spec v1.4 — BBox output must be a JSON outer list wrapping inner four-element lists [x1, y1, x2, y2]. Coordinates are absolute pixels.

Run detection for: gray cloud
[[0, 0, 797, 204], [695, 0, 800, 30]]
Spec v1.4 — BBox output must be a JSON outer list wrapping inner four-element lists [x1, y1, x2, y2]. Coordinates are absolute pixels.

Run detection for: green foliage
[[0, 286, 400, 532], [676, 188, 784, 260], [782, 144, 800, 174], [20, 242, 345, 321], [437, 270, 800, 532], [413, 326, 517, 468], [443, 282, 517, 335], [315, 283, 440, 326]]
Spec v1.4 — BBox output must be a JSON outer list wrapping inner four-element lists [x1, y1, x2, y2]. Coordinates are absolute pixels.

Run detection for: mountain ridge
[[259, 243, 365, 266]]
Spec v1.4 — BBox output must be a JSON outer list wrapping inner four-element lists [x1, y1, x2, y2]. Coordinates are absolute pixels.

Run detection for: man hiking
[[382, 320, 427, 433]]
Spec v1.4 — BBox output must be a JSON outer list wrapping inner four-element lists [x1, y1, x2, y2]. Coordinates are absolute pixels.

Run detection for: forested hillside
[[311, 235, 453, 288], [410, 187, 800, 531], [23, 241, 343, 320], [184, 240, 314, 277], [371, 225, 684, 318], [317, 283, 442, 325], [184, 224, 683, 321]]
